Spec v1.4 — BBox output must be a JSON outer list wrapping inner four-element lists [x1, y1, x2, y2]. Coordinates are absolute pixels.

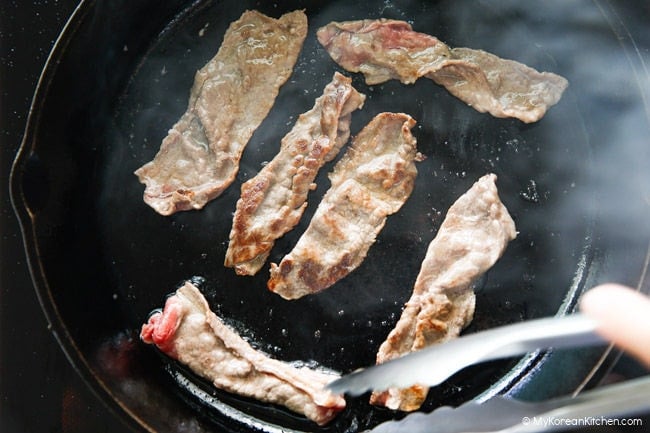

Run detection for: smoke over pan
[[10, 0, 650, 432]]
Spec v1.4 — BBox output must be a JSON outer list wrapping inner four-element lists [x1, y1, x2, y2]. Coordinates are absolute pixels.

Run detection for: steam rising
[[93, 0, 650, 431], [110, 0, 650, 375]]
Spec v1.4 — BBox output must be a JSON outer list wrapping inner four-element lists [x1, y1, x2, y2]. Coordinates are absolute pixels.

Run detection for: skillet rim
[[9, 0, 650, 431]]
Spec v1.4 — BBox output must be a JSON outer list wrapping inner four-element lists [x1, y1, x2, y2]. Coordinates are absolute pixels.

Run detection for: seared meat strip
[[317, 19, 568, 123], [268, 112, 418, 300], [140, 282, 345, 425], [370, 174, 517, 411], [224, 72, 366, 276], [135, 10, 308, 215]]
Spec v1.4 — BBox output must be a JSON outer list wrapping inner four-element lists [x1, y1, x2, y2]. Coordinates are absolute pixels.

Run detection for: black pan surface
[[10, 0, 650, 432]]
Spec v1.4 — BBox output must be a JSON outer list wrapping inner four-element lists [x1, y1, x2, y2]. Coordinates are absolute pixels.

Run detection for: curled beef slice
[[135, 10, 308, 215], [267, 112, 418, 300], [140, 282, 345, 426], [370, 173, 517, 411], [317, 19, 568, 123], [224, 72, 366, 276]]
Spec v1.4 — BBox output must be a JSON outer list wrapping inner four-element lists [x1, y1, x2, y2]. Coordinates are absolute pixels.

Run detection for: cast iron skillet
[[10, 0, 650, 432]]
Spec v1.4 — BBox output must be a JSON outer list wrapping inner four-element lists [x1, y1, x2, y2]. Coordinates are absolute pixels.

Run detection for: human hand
[[580, 284, 650, 367]]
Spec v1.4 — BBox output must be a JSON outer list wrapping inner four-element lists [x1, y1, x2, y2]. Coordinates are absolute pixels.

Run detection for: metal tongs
[[327, 314, 650, 433], [365, 376, 650, 433], [328, 314, 605, 395]]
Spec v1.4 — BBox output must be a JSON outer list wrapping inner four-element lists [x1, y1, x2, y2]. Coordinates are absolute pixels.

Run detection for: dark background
[[1, 1, 648, 433], [1, 0, 132, 432]]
